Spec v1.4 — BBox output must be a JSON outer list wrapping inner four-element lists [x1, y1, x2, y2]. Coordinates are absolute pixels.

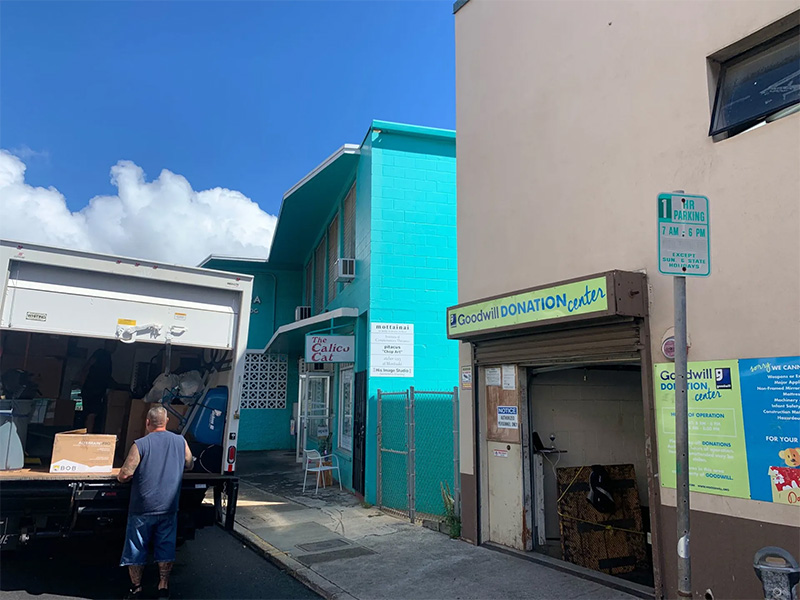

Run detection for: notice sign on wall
[[497, 406, 519, 429], [305, 335, 355, 363], [502, 365, 516, 391], [655, 356, 800, 505], [370, 323, 414, 377], [461, 366, 473, 390]]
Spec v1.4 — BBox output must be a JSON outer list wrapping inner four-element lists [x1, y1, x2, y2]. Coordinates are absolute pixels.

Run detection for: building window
[[343, 184, 356, 261], [338, 365, 354, 451], [314, 236, 326, 314], [327, 214, 339, 302], [304, 260, 313, 307], [710, 26, 800, 137], [240, 353, 288, 409]]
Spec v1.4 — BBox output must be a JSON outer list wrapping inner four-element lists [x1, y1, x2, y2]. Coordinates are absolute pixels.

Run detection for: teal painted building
[[203, 120, 457, 504]]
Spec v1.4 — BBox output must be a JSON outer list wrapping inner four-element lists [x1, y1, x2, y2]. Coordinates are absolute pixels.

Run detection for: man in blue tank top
[[118, 405, 194, 599]]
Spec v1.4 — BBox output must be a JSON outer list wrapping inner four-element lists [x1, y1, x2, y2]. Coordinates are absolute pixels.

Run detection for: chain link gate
[[376, 390, 410, 518], [377, 387, 459, 524]]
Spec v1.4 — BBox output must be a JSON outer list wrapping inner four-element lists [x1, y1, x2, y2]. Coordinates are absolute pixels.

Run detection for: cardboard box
[[2, 331, 69, 357], [105, 391, 130, 437], [50, 429, 117, 473], [125, 398, 150, 452], [124, 399, 188, 452], [167, 404, 190, 432], [0, 355, 64, 400], [52, 399, 76, 427]]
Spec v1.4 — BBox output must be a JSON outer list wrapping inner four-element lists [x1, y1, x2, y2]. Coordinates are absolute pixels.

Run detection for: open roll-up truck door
[[2, 254, 240, 350]]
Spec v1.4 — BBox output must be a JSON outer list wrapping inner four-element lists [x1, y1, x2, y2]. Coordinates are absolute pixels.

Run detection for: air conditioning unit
[[335, 258, 355, 283], [295, 306, 312, 321]]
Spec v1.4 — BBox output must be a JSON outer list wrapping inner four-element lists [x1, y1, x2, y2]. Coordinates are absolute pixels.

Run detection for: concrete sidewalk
[[233, 452, 643, 600]]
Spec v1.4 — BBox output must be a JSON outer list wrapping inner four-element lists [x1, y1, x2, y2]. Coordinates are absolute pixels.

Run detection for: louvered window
[[304, 260, 313, 306], [343, 184, 356, 260], [327, 214, 339, 302], [314, 237, 326, 314]]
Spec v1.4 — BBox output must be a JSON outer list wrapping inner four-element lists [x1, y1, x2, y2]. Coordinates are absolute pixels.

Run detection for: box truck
[[0, 240, 252, 550]]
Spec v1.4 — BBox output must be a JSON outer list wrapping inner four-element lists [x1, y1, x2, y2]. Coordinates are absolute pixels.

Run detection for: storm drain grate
[[297, 547, 376, 566], [296, 538, 351, 553]]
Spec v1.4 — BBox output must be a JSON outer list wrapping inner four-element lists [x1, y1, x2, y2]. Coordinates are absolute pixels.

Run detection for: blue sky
[[0, 1, 455, 217]]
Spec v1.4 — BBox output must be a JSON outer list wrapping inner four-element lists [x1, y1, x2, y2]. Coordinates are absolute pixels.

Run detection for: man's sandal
[[124, 585, 143, 600]]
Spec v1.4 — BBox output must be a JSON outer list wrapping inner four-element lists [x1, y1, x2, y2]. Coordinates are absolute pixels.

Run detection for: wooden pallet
[[556, 464, 647, 575]]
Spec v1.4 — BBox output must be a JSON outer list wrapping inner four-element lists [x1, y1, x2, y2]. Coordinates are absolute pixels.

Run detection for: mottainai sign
[[305, 335, 355, 363], [447, 272, 646, 339]]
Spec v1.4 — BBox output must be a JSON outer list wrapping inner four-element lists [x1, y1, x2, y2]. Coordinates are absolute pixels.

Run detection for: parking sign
[[658, 193, 710, 277]]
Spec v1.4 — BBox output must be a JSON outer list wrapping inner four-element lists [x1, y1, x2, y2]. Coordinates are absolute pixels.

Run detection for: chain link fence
[[377, 387, 459, 524]]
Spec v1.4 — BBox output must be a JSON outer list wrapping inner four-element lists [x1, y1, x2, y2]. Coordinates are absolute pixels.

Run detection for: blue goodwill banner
[[655, 355, 800, 505], [739, 357, 800, 504]]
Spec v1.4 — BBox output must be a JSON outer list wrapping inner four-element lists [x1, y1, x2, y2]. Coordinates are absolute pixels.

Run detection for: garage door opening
[[527, 364, 654, 588]]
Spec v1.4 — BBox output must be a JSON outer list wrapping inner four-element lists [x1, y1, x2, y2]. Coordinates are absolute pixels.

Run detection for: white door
[[296, 375, 330, 462]]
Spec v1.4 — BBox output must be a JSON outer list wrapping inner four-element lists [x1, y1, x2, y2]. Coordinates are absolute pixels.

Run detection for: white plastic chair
[[302, 449, 342, 494]]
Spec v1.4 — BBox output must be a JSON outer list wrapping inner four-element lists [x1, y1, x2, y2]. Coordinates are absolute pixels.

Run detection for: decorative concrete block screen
[[241, 352, 288, 409]]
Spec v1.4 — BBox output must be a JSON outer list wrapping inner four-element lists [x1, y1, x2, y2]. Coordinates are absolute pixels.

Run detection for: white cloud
[[10, 145, 50, 161], [0, 150, 277, 265]]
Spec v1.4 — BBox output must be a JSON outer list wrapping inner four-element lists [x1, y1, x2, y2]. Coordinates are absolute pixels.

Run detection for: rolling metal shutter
[[473, 319, 643, 368], [3, 261, 239, 349]]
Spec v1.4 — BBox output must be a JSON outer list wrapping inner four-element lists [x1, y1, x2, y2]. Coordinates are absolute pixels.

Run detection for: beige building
[[451, 2, 800, 599]]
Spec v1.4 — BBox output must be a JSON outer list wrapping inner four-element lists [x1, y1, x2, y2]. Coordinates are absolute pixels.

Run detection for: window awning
[[261, 307, 359, 355]]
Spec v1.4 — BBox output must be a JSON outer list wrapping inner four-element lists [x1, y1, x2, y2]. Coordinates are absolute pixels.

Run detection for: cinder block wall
[[203, 259, 303, 452], [364, 124, 459, 505]]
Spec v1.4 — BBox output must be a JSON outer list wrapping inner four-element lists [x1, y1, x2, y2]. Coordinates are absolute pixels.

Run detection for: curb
[[231, 522, 358, 600]]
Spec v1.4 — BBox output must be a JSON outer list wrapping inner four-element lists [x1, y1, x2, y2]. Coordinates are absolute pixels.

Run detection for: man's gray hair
[[147, 405, 168, 427]]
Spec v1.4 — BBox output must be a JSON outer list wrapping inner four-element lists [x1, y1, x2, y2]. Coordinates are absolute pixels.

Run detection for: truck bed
[[0, 466, 121, 481], [0, 466, 228, 481], [0, 467, 238, 550]]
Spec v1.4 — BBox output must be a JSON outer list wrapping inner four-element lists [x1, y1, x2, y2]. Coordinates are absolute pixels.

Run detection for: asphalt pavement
[[0, 524, 321, 600]]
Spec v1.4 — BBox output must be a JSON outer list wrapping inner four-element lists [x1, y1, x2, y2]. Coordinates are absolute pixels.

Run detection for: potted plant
[[318, 434, 334, 487]]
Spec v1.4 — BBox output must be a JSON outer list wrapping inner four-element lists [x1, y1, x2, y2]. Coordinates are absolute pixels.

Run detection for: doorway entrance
[[526, 365, 654, 587], [352, 371, 367, 496], [296, 374, 330, 462]]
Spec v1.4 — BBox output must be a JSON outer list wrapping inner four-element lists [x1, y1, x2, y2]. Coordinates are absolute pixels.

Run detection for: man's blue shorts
[[120, 513, 178, 566]]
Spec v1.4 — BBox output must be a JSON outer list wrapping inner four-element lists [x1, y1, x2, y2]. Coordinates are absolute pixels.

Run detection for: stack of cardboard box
[[123, 398, 188, 454], [2, 332, 74, 427]]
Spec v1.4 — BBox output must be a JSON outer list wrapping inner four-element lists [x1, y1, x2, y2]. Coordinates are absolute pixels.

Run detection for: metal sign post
[[658, 191, 710, 598], [674, 273, 691, 597]]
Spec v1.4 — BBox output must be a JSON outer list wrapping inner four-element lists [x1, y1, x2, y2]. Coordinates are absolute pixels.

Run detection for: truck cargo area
[[1, 330, 232, 474], [0, 330, 240, 550], [0, 240, 253, 550]]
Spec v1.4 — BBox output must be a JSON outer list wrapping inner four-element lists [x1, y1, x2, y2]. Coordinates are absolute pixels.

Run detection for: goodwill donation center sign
[[655, 356, 800, 505], [447, 277, 608, 336]]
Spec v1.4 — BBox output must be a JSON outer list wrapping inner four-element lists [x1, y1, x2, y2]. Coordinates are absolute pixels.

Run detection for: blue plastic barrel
[[189, 387, 228, 446]]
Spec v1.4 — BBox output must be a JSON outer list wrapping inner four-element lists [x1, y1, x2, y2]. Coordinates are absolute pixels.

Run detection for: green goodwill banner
[[655, 361, 750, 498], [655, 356, 800, 505]]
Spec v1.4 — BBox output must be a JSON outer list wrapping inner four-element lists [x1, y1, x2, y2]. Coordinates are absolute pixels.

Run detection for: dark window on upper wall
[[304, 260, 313, 306], [710, 26, 800, 137], [343, 184, 356, 260], [314, 237, 326, 314], [327, 214, 339, 302]]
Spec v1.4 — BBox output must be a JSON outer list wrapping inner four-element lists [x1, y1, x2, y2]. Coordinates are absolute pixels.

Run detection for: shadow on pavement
[[1, 525, 320, 600]]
